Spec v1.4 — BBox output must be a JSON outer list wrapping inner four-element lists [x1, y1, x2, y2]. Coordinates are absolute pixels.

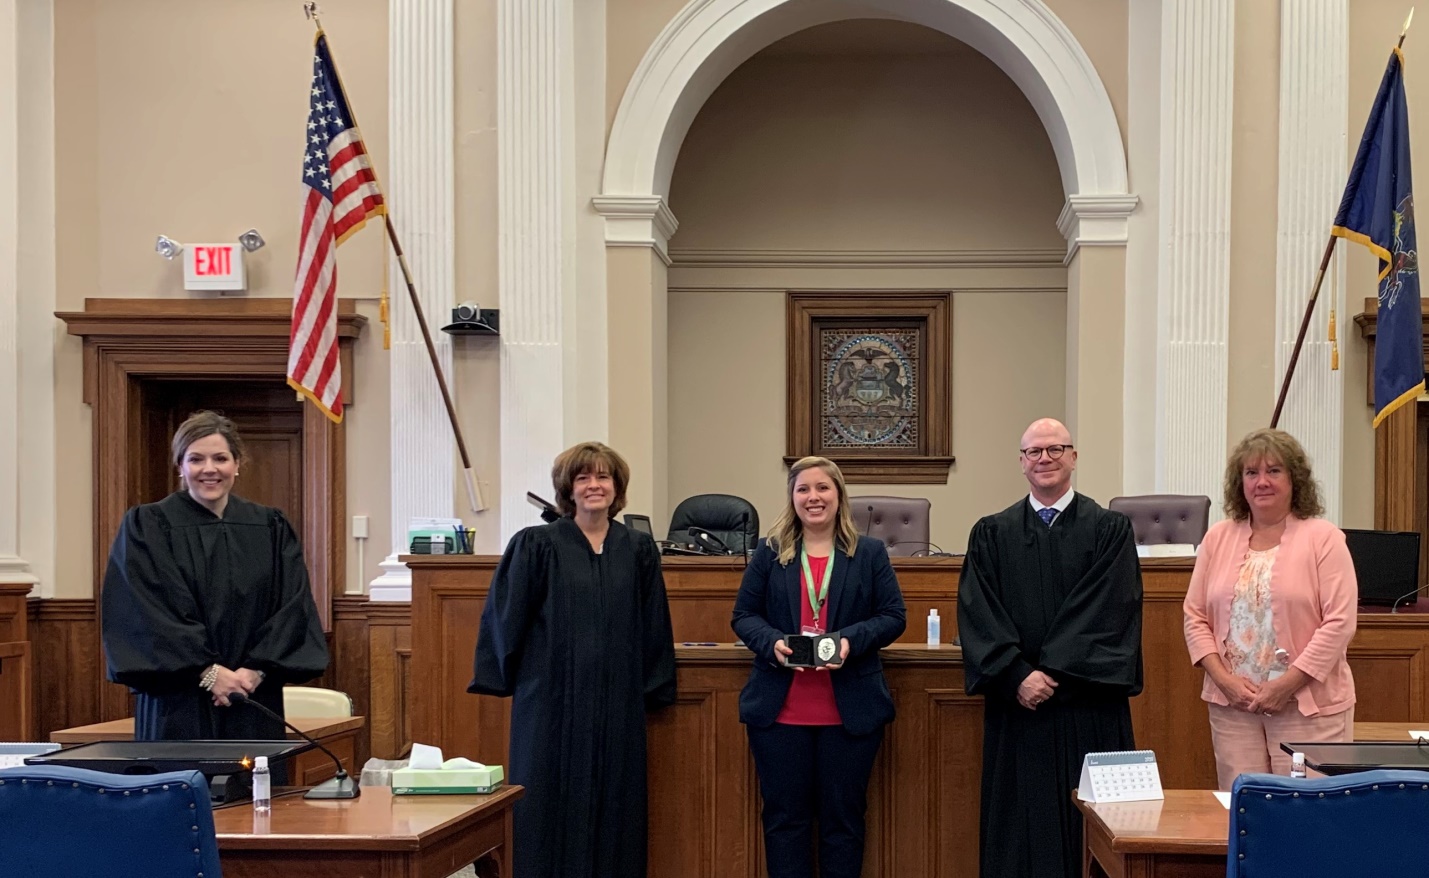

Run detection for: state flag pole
[[1271, 8, 1415, 429]]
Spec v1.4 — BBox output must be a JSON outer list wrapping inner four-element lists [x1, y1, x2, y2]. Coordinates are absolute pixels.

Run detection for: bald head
[[1019, 418, 1077, 504], [1021, 418, 1072, 450]]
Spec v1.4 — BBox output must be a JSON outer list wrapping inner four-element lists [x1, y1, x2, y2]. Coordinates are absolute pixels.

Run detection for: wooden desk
[[50, 716, 365, 786], [1078, 790, 1227, 878], [212, 785, 522, 878]]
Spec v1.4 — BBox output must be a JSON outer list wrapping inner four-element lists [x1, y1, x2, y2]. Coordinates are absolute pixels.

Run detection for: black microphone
[[740, 511, 752, 568], [686, 527, 731, 555], [230, 692, 360, 799], [885, 540, 954, 557], [1391, 583, 1426, 613], [863, 504, 875, 535], [526, 491, 560, 524]]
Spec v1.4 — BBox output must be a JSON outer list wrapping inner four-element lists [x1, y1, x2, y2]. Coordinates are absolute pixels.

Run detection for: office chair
[[666, 494, 760, 554], [1107, 494, 1212, 546]]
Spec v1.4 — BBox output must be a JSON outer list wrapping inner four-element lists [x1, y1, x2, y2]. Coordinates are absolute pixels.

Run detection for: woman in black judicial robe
[[469, 442, 677, 878], [958, 493, 1143, 878], [101, 411, 329, 741]]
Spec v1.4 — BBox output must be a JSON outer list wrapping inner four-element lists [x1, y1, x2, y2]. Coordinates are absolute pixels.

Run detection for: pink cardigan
[[1183, 515, 1357, 716]]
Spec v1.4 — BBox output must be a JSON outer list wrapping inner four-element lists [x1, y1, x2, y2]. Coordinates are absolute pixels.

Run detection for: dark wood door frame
[[58, 298, 366, 720]]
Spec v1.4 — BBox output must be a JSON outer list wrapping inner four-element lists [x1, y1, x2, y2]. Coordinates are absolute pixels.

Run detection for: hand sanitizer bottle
[[1289, 751, 1306, 779], [252, 755, 272, 813], [927, 608, 940, 646]]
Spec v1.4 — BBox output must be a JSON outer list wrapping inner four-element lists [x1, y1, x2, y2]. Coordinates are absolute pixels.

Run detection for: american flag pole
[[297, 3, 484, 511]]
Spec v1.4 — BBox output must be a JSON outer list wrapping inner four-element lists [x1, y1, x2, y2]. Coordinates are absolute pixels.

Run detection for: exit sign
[[183, 243, 247, 291]]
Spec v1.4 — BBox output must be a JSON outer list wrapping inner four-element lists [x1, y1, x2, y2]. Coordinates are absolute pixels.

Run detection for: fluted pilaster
[[1275, 0, 1347, 520], [371, 0, 457, 600], [1157, 0, 1236, 500], [498, 0, 576, 542]]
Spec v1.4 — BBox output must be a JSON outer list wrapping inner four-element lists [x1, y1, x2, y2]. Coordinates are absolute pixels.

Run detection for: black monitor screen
[[24, 739, 310, 776], [1342, 529, 1420, 605], [625, 514, 653, 536]]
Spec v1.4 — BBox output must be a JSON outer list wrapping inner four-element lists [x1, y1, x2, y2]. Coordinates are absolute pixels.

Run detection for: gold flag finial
[[303, 2, 323, 29], [1404, 7, 1416, 38], [1329, 308, 1340, 371]]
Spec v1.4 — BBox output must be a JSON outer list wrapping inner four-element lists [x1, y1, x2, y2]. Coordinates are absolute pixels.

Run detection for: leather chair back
[[852, 495, 931, 556], [284, 685, 354, 718], [667, 494, 760, 554], [0, 765, 222, 877], [1107, 494, 1212, 546], [1228, 769, 1429, 875]]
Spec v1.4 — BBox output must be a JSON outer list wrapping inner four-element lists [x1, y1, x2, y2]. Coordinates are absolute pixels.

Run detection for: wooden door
[[137, 381, 306, 531]]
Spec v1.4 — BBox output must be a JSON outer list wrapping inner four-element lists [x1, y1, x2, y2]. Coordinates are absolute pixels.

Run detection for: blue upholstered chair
[[1227, 769, 1429, 875], [0, 764, 222, 877]]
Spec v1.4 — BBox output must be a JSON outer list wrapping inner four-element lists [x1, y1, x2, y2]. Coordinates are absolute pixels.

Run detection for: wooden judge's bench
[[407, 554, 1429, 878]]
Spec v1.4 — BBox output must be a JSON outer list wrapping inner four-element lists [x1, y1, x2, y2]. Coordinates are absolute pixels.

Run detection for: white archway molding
[[599, 0, 1135, 254]]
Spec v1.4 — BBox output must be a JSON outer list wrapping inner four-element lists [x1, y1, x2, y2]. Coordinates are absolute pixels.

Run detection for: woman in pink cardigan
[[1183, 428, 1357, 789]]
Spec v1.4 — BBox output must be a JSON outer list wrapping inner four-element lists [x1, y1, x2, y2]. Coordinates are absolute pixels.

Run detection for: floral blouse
[[1222, 546, 1287, 684]]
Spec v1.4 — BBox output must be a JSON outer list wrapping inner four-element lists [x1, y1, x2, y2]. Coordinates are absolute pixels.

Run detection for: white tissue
[[408, 742, 445, 770], [441, 757, 487, 770]]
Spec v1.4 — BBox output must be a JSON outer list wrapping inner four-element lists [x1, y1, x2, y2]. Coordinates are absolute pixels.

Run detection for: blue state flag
[[1333, 47, 1424, 427]]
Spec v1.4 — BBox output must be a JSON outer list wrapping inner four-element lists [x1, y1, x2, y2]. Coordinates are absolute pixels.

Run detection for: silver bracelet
[[199, 664, 220, 691]]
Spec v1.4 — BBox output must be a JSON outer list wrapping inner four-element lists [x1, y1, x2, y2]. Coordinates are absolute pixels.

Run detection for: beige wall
[[664, 27, 1069, 551], [48, 0, 501, 596]]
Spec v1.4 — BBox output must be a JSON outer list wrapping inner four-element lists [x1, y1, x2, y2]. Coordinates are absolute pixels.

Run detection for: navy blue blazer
[[731, 535, 906, 736]]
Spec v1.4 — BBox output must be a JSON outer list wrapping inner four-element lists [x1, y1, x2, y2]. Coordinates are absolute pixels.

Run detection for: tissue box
[[392, 764, 505, 795]]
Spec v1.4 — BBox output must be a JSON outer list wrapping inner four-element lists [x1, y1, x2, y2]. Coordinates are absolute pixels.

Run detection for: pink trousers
[[1206, 702, 1354, 791]]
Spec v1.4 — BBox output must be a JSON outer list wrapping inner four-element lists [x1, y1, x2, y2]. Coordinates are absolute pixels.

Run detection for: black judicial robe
[[101, 492, 329, 741], [469, 518, 677, 878], [956, 494, 1143, 878]]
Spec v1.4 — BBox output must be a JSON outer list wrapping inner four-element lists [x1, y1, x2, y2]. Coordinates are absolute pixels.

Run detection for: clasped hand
[[210, 666, 264, 707], [1017, 669, 1058, 710], [774, 637, 851, 671], [1215, 672, 1296, 715]]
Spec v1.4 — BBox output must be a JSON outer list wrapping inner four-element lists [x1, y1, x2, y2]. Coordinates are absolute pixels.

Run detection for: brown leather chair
[[852, 495, 932, 556], [1107, 494, 1212, 546]]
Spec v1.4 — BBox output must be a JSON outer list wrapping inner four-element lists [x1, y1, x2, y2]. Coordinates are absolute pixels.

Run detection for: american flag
[[288, 32, 384, 423]]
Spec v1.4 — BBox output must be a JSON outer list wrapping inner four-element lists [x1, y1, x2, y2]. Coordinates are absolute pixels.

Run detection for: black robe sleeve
[[956, 518, 1037, 699], [244, 510, 330, 683], [1039, 512, 1143, 694], [102, 505, 219, 691], [637, 534, 677, 710], [470, 527, 547, 696]]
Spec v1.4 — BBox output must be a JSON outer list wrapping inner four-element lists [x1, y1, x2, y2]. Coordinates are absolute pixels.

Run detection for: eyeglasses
[[1021, 444, 1073, 461]]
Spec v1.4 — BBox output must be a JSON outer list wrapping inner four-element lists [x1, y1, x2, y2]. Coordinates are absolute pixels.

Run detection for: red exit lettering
[[194, 246, 231, 276]]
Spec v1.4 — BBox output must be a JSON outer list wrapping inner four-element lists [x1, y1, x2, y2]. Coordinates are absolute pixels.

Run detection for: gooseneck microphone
[[864, 504, 875, 535], [231, 692, 360, 799], [1391, 584, 1426, 614], [741, 511, 752, 569]]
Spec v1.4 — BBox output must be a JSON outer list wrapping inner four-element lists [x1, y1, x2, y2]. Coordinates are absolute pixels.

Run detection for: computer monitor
[[624, 514, 653, 536], [1342, 529, 1421, 605], [24, 740, 311, 803]]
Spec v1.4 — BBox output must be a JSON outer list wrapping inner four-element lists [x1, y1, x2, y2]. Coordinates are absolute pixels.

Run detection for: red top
[[775, 554, 842, 726]]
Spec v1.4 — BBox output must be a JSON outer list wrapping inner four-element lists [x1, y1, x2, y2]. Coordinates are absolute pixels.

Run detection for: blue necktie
[[1037, 507, 1057, 526]]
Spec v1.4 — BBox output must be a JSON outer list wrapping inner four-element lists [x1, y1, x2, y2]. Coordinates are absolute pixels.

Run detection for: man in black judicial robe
[[957, 418, 1142, 878], [102, 491, 330, 740], [470, 517, 677, 878]]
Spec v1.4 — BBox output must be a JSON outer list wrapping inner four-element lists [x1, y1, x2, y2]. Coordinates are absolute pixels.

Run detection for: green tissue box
[[392, 761, 504, 795]]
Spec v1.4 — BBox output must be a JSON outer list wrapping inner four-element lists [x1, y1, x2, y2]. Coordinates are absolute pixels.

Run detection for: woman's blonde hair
[[1221, 428, 1324, 522], [551, 442, 630, 518], [767, 457, 860, 565]]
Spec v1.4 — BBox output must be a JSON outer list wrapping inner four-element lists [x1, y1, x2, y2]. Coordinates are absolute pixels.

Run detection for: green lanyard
[[799, 547, 834, 629]]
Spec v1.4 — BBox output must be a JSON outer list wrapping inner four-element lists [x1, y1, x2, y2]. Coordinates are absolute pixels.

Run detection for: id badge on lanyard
[[800, 548, 832, 636]]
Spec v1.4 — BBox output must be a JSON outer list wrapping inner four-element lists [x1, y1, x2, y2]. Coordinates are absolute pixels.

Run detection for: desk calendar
[[1076, 750, 1163, 803], [0, 742, 60, 769]]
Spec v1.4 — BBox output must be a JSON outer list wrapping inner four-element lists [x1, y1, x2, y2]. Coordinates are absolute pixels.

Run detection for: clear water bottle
[[252, 755, 272, 813], [1289, 751, 1306, 779]]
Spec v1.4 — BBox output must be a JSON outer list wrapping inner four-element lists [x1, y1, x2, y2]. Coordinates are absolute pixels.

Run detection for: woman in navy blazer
[[732, 456, 906, 878]]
